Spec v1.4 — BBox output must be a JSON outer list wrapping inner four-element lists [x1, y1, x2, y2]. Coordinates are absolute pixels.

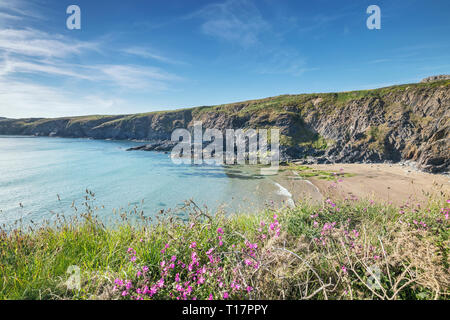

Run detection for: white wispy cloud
[[0, 1, 185, 118], [295, 13, 346, 34], [0, 78, 130, 118], [0, 56, 183, 91], [122, 47, 187, 65], [255, 49, 314, 77], [0, 24, 183, 90], [97, 64, 182, 90], [0, 0, 44, 21], [188, 0, 313, 77], [0, 28, 99, 58], [0, 12, 22, 22], [190, 0, 270, 47], [368, 58, 392, 64], [0, 58, 93, 79]]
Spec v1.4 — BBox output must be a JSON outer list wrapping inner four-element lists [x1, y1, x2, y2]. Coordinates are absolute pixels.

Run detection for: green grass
[[286, 164, 356, 181], [190, 79, 450, 117], [1, 191, 448, 300]]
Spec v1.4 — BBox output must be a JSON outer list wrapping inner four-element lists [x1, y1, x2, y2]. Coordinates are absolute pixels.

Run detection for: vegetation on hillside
[[1, 190, 448, 300], [2, 79, 448, 127]]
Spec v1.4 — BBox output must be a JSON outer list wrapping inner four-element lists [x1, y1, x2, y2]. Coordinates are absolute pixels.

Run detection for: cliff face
[[1, 80, 449, 173], [300, 82, 450, 173]]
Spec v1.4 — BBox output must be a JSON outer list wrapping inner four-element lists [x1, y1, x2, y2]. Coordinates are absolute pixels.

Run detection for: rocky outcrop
[[421, 75, 450, 83], [126, 141, 177, 152], [300, 83, 450, 173], [0, 79, 449, 173]]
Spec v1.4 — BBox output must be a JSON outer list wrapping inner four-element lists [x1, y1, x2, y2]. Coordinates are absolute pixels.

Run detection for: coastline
[[2, 142, 449, 300], [1, 134, 448, 212]]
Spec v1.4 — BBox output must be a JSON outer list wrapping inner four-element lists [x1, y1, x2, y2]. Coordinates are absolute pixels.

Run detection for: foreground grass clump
[[0, 195, 448, 300]]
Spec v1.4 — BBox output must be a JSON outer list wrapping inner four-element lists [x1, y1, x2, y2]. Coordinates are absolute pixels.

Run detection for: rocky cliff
[[1, 79, 449, 173]]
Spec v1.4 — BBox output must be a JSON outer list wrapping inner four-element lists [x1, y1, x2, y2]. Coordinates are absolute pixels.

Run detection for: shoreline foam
[[274, 182, 295, 208]]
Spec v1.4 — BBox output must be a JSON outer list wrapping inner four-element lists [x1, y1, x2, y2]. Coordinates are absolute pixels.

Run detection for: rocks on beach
[[126, 141, 176, 152]]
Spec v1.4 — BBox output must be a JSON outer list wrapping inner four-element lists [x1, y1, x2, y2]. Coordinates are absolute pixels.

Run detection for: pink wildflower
[[197, 276, 205, 285], [149, 286, 157, 297], [244, 259, 253, 266]]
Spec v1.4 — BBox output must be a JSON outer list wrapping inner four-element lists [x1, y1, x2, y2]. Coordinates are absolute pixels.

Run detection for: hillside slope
[[1, 80, 449, 173]]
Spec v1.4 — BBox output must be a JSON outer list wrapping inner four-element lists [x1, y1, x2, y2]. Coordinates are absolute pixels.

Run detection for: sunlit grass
[[0, 191, 448, 300]]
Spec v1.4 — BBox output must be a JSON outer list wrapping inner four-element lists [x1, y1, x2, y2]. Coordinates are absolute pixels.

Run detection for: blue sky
[[0, 0, 449, 118]]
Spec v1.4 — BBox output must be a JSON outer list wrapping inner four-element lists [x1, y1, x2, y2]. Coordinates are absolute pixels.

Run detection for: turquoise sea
[[0, 136, 290, 226]]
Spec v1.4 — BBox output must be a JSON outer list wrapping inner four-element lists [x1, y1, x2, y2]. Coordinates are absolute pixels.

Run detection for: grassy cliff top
[[2, 79, 449, 125], [191, 79, 450, 116]]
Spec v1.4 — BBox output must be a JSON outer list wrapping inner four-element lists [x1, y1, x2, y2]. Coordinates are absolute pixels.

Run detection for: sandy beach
[[276, 163, 450, 206]]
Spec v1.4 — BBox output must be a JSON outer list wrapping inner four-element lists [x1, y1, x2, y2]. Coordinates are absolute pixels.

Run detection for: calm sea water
[[0, 136, 289, 226]]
